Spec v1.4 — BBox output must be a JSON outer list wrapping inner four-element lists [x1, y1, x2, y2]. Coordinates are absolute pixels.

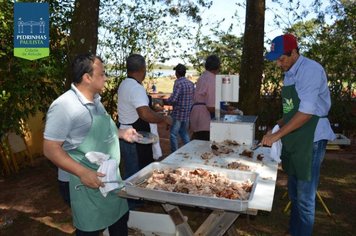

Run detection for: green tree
[[189, 29, 243, 74], [65, 0, 100, 89], [305, 1, 356, 133], [239, 0, 265, 115], [98, 0, 211, 119], [263, 0, 356, 134], [0, 0, 71, 137]]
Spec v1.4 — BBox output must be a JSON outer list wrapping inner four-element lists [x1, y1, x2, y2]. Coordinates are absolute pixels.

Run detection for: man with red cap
[[262, 34, 335, 236]]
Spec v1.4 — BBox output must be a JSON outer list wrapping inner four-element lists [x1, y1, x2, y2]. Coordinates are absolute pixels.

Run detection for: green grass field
[[143, 76, 198, 94]]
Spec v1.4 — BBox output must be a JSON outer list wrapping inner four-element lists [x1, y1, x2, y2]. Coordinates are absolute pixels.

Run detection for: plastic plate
[[136, 131, 159, 144]]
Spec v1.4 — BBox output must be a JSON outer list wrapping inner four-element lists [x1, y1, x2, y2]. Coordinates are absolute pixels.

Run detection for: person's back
[[167, 64, 194, 152], [190, 55, 221, 141], [118, 78, 148, 126], [170, 77, 194, 121]]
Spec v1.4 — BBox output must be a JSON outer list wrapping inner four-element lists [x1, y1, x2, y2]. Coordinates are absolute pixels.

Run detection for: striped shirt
[[167, 77, 194, 121]]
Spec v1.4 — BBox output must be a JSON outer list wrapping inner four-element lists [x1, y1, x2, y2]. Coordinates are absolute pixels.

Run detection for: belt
[[193, 103, 206, 106]]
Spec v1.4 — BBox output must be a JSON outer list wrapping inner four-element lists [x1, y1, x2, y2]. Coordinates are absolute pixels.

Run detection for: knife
[[251, 142, 261, 150]]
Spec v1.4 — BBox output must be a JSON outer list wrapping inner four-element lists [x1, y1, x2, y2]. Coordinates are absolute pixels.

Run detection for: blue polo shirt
[[283, 55, 336, 142]]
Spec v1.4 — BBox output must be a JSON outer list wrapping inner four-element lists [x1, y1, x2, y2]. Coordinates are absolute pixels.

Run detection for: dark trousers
[[58, 180, 70, 206]]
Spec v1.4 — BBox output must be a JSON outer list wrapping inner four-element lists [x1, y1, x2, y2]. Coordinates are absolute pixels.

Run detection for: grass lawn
[[143, 75, 199, 94]]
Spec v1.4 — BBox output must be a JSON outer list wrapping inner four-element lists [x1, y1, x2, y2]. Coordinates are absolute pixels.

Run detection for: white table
[[121, 140, 279, 235], [163, 140, 279, 212]]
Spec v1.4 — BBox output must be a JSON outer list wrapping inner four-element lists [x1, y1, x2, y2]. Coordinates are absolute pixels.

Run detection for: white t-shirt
[[117, 78, 149, 125]]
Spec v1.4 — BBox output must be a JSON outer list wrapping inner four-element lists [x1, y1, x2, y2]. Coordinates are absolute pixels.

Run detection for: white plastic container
[[128, 211, 177, 236], [210, 115, 257, 146]]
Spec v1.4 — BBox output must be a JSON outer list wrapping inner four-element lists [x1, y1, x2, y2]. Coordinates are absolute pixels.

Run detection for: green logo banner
[[14, 3, 49, 60]]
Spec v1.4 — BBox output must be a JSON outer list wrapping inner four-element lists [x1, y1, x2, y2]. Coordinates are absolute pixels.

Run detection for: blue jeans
[[170, 119, 190, 152], [288, 139, 327, 236]]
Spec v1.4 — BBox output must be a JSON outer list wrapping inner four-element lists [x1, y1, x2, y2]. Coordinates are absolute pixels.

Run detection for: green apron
[[280, 84, 319, 181], [67, 111, 128, 231]]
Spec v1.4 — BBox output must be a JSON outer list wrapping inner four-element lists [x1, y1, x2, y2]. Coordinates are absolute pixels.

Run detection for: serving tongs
[[74, 178, 147, 190]]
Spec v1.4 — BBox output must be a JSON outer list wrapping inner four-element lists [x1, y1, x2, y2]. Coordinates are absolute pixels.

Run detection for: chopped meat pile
[[257, 153, 264, 161], [240, 149, 253, 158], [142, 167, 253, 200], [201, 152, 214, 160], [210, 141, 234, 155], [226, 161, 250, 171], [223, 139, 240, 146], [176, 152, 191, 159]]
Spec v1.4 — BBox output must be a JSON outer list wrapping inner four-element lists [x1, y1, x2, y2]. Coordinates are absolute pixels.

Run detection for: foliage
[[97, 0, 212, 120], [189, 0, 355, 135], [310, 1, 356, 134], [0, 0, 72, 137], [0, 0, 212, 138], [262, 0, 356, 133], [1, 0, 355, 139], [189, 29, 243, 74], [186, 3, 246, 75]]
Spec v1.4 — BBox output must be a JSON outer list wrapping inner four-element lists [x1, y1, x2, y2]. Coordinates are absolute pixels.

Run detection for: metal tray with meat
[[124, 162, 258, 212]]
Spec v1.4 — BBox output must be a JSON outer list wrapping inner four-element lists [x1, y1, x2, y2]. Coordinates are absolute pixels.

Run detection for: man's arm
[[136, 106, 172, 125], [166, 82, 180, 105], [261, 111, 312, 146], [43, 139, 105, 188]]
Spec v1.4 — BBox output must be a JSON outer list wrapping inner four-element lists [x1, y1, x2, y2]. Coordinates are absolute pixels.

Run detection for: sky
[[165, 0, 333, 65], [198, 0, 331, 39], [96, 0, 334, 66]]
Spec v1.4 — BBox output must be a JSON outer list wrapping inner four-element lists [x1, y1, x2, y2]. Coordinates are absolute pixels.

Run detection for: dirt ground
[[0, 124, 355, 236]]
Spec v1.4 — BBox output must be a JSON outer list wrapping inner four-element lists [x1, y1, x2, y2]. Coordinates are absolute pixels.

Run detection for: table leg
[[162, 204, 194, 236], [194, 210, 239, 236]]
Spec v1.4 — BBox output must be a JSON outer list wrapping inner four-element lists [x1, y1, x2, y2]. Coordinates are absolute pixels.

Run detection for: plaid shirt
[[167, 77, 194, 121]]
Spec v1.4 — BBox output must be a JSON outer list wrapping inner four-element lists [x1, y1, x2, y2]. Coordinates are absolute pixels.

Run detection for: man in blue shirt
[[166, 63, 194, 152], [262, 34, 335, 236]]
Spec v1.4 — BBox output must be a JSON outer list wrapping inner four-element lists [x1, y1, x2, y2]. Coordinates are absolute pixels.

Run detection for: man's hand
[[43, 139, 106, 188], [261, 131, 280, 147], [78, 168, 106, 189], [119, 127, 141, 143], [262, 112, 312, 147]]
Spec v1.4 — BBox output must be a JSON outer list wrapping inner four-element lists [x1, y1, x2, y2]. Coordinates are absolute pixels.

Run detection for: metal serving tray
[[125, 162, 258, 212]]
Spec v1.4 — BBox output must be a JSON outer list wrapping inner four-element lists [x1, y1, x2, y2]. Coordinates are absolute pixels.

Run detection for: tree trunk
[[65, 0, 100, 89], [239, 0, 265, 115]]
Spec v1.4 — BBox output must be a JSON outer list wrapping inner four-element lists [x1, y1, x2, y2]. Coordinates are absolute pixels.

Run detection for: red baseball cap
[[265, 34, 298, 61]]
